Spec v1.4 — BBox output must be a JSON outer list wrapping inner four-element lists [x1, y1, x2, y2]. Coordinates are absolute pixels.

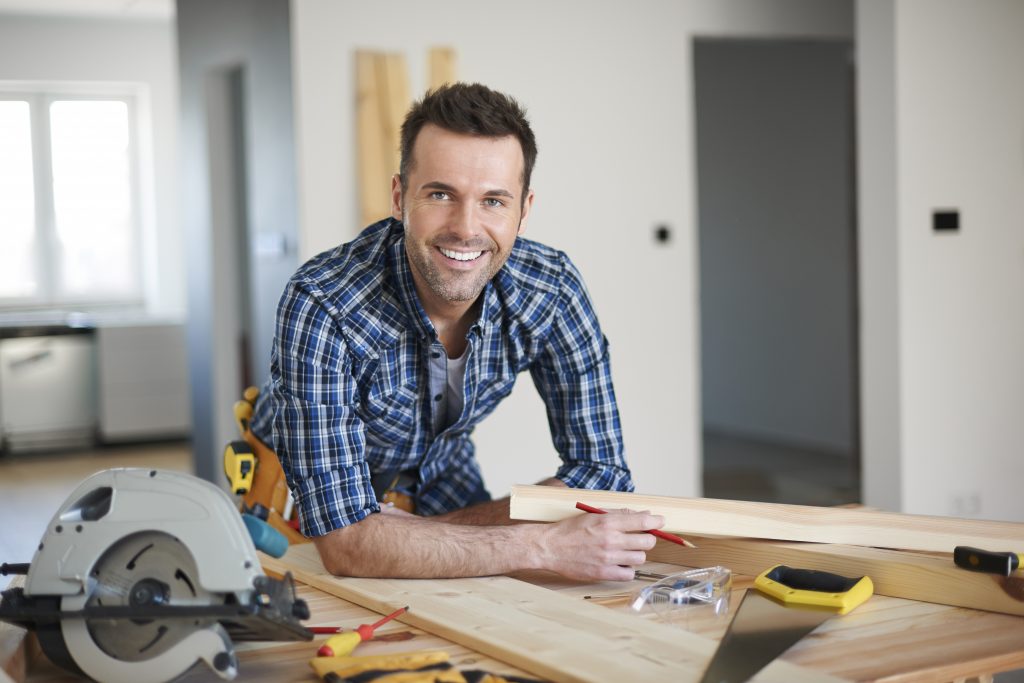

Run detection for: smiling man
[[250, 83, 662, 580]]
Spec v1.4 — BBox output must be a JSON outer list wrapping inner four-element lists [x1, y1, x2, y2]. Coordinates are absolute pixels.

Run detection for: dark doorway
[[695, 39, 860, 505]]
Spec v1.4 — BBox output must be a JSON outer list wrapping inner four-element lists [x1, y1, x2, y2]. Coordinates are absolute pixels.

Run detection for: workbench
[[4, 554, 1023, 683]]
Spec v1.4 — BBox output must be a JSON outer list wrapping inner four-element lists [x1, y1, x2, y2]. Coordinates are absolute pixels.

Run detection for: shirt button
[[433, 394, 443, 402], [431, 351, 441, 359]]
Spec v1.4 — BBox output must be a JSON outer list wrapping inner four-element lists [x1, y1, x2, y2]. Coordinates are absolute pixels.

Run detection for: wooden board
[[428, 47, 457, 90], [11, 561, 1024, 682], [262, 544, 842, 683], [520, 562, 1024, 683], [646, 535, 1024, 616], [379, 52, 408, 179], [509, 484, 1024, 554], [356, 50, 388, 227], [356, 51, 410, 227]]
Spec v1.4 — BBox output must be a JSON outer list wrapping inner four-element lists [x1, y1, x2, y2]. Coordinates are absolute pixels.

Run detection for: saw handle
[[755, 565, 873, 615], [954, 546, 1022, 576]]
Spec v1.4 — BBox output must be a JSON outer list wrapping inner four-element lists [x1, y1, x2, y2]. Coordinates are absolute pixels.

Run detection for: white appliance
[[0, 329, 98, 452], [96, 322, 191, 442]]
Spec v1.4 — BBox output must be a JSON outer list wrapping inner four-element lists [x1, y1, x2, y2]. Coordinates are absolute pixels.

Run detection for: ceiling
[[0, 0, 172, 19]]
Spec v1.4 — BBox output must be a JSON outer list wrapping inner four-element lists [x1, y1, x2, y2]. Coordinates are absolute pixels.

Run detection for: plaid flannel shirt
[[251, 218, 633, 537]]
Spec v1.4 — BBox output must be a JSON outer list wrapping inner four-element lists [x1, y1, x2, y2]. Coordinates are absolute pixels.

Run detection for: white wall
[[290, 0, 852, 498], [856, 0, 902, 511], [858, 0, 1024, 520], [0, 14, 183, 318]]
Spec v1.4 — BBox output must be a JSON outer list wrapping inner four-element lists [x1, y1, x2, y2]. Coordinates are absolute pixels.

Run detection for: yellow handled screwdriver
[[316, 606, 409, 657]]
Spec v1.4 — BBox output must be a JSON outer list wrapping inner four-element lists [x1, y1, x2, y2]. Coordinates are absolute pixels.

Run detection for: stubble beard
[[403, 215, 512, 304]]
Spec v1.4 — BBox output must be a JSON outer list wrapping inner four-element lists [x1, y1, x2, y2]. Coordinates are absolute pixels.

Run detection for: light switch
[[933, 210, 959, 232]]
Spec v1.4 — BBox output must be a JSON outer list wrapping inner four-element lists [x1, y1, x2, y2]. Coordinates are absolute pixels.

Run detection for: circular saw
[[0, 468, 312, 682]]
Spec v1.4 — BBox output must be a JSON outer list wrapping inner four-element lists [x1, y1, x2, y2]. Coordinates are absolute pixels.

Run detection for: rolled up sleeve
[[529, 256, 634, 493], [267, 280, 379, 537]]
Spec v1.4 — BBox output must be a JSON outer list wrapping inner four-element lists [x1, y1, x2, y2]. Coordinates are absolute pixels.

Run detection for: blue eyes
[[427, 192, 505, 208]]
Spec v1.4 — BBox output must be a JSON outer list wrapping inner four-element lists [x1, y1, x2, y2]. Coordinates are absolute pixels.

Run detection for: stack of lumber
[[509, 485, 1024, 617]]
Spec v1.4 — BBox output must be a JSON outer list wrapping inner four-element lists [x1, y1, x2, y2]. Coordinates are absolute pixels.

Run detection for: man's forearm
[[431, 477, 567, 526], [314, 513, 542, 578], [314, 498, 666, 581]]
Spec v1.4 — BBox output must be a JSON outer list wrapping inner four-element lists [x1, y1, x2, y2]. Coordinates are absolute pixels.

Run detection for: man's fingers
[[619, 530, 658, 551], [586, 510, 665, 532], [598, 565, 639, 582]]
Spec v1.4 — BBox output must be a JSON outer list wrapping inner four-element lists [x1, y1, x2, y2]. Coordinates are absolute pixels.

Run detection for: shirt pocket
[[471, 370, 517, 421], [361, 378, 419, 447]]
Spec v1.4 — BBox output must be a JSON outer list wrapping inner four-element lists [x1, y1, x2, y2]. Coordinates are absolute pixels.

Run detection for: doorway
[[694, 39, 860, 505]]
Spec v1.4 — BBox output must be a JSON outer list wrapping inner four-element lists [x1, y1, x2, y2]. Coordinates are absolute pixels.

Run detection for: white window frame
[[0, 83, 146, 310]]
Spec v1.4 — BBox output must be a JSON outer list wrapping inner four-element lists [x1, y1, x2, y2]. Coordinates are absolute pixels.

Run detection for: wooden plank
[[356, 50, 409, 228], [262, 544, 843, 683], [646, 535, 1024, 616], [780, 590, 1024, 682], [428, 47, 457, 90], [510, 484, 1024, 554], [355, 51, 391, 227], [379, 52, 408, 182], [521, 563, 1024, 682], [177, 583, 534, 683]]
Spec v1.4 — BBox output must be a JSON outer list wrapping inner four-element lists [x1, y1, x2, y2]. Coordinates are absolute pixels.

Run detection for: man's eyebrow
[[422, 181, 458, 193], [421, 181, 516, 200]]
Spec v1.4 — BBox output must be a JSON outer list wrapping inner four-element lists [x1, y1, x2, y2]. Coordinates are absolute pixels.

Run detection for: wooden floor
[[0, 440, 192, 590]]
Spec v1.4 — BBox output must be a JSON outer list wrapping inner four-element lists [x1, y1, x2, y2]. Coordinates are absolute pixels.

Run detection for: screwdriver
[[316, 606, 409, 657]]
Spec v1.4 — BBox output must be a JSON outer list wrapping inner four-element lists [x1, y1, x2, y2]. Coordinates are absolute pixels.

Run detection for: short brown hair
[[399, 83, 538, 203]]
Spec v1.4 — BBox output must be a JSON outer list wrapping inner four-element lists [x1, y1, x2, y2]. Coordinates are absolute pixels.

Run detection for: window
[[0, 89, 143, 307]]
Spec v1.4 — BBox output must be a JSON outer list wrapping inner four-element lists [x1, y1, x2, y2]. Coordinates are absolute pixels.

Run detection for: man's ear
[[518, 189, 535, 235], [390, 174, 403, 221]]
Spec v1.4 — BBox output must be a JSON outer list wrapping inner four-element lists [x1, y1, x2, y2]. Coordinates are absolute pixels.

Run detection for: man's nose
[[449, 200, 479, 239]]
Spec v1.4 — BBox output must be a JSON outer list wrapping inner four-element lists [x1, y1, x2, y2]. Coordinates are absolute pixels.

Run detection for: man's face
[[392, 124, 534, 314]]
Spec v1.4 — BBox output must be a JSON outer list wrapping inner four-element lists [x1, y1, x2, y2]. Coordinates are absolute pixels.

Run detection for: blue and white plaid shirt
[[251, 218, 633, 537]]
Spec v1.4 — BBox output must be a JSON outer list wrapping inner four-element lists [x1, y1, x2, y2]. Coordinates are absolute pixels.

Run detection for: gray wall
[[696, 40, 856, 456], [177, 0, 298, 482]]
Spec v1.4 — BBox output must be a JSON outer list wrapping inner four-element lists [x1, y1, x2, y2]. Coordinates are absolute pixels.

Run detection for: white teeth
[[439, 247, 483, 261]]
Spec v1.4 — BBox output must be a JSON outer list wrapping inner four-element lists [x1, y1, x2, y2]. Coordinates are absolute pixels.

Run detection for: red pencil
[[575, 501, 697, 548]]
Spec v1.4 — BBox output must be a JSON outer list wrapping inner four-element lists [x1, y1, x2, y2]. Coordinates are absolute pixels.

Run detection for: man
[[251, 83, 664, 580]]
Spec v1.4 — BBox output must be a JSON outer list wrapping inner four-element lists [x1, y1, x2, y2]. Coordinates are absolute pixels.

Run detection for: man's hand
[[313, 504, 664, 581], [528, 509, 664, 581]]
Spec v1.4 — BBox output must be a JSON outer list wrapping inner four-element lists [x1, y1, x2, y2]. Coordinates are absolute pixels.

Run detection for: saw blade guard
[[25, 468, 263, 598], [58, 528, 238, 681], [3, 468, 312, 683]]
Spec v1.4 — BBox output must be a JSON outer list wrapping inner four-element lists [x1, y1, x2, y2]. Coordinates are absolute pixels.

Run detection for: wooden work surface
[[6, 555, 1024, 683]]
